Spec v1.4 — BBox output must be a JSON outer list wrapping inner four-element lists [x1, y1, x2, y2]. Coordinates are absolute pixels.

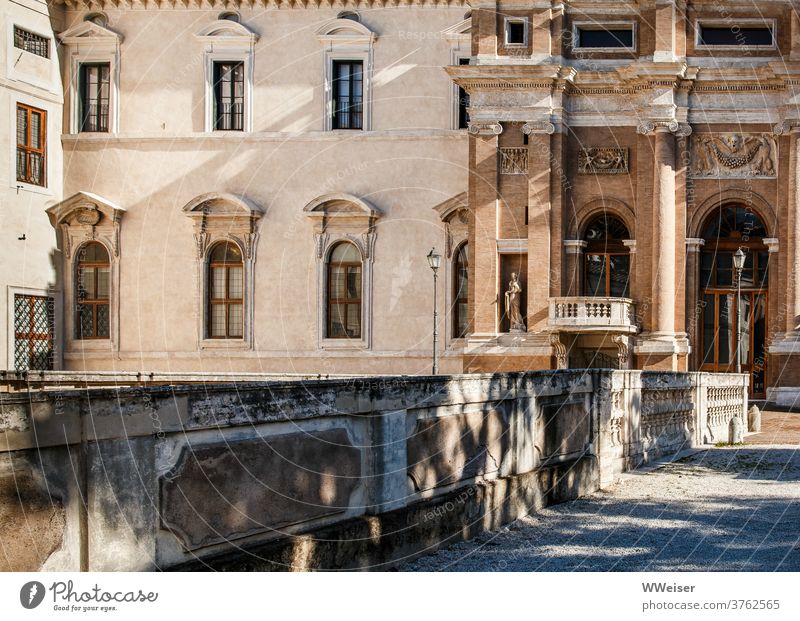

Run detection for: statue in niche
[[505, 272, 525, 333]]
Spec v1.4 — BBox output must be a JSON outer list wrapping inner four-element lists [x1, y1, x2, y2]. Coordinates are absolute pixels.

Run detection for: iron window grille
[[332, 61, 363, 130], [13, 26, 49, 58], [14, 294, 54, 371], [213, 62, 244, 131]]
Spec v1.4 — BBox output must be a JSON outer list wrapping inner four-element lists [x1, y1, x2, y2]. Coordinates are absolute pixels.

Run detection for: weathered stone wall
[[0, 370, 747, 571]]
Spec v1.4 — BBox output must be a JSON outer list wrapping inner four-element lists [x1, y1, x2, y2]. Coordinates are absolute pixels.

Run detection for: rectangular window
[[13, 26, 49, 58], [213, 62, 244, 131], [505, 19, 527, 45], [80, 63, 110, 132], [14, 294, 54, 371], [16, 103, 46, 187], [577, 27, 634, 48], [458, 57, 470, 129], [698, 25, 774, 47], [332, 60, 363, 130]]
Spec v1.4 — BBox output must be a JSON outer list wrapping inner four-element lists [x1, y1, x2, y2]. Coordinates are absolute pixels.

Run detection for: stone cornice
[[55, 0, 466, 8]]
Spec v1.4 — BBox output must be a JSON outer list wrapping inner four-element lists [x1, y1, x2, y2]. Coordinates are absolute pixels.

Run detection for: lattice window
[[14, 26, 50, 58], [14, 294, 54, 371], [16, 103, 46, 186]]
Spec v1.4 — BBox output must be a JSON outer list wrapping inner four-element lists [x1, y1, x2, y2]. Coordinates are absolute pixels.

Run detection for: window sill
[[67, 338, 113, 352], [200, 339, 250, 351], [321, 338, 368, 351]]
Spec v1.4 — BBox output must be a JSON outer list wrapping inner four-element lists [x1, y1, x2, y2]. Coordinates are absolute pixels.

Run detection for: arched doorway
[[699, 205, 769, 397]]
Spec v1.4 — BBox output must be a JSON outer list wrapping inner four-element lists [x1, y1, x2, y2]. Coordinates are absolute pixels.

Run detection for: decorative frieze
[[499, 147, 528, 174], [689, 133, 778, 178], [578, 147, 628, 174]]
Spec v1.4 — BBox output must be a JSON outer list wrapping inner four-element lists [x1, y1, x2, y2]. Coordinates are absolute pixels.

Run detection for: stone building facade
[[3, 0, 800, 402]]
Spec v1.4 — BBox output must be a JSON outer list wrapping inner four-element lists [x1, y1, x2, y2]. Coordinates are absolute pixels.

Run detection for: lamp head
[[427, 247, 441, 271], [733, 247, 746, 271]]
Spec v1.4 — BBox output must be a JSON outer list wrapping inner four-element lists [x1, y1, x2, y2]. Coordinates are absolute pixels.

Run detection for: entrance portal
[[699, 206, 769, 397]]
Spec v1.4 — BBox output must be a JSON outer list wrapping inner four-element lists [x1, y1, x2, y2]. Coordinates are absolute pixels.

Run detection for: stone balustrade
[[548, 296, 638, 333], [0, 369, 747, 571]]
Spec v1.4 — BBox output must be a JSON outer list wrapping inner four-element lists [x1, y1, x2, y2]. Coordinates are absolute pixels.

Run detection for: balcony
[[548, 297, 638, 334]]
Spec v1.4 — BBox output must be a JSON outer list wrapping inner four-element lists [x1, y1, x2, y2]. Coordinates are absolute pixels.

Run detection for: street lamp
[[427, 248, 441, 375], [733, 247, 746, 375]]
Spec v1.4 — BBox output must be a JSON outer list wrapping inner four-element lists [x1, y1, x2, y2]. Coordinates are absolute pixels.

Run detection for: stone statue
[[505, 272, 525, 332]]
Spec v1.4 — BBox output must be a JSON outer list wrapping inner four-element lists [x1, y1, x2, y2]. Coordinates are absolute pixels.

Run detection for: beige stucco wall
[[58, 5, 470, 373], [0, 0, 64, 370]]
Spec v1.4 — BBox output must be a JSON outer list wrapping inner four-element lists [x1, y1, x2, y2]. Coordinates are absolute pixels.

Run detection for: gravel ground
[[403, 446, 800, 571]]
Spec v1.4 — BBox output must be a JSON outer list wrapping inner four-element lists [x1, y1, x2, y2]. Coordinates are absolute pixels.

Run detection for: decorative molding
[[612, 334, 630, 367], [522, 121, 556, 135], [763, 238, 779, 253], [497, 239, 527, 254], [622, 239, 636, 253], [549, 333, 568, 370], [53, 0, 467, 7], [468, 122, 502, 136], [773, 120, 800, 135], [499, 147, 527, 174], [194, 19, 259, 45], [636, 120, 692, 136], [689, 134, 778, 178], [563, 240, 588, 254], [578, 147, 628, 174], [685, 238, 705, 253]]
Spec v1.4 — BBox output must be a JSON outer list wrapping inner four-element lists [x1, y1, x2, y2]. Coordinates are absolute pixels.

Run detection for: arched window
[[583, 214, 630, 297], [327, 242, 362, 338], [207, 242, 243, 338], [453, 243, 468, 338], [76, 242, 110, 339]]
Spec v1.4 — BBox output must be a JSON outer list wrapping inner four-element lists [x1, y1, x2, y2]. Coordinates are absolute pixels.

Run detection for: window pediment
[[47, 191, 124, 228], [433, 192, 468, 223], [183, 192, 263, 218], [58, 21, 123, 46], [303, 193, 380, 226], [316, 19, 376, 46], [443, 18, 471, 43], [194, 20, 259, 46]]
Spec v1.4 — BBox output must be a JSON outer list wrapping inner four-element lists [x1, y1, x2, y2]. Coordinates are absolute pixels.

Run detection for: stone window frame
[[303, 193, 381, 351], [443, 17, 472, 130], [571, 20, 637, 53], [503, 16, 529, 47], [315, 18, 377, 132], [182, 193, 263, 350], [58, 19, 123, 135], [433, 192, 469, 347], [693, 18, 777, 51], [46, 192, 125, 355], [194, 20, 259, 133]]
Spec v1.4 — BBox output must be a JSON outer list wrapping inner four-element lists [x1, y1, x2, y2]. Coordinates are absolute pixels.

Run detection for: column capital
[[467, 121, 503, 136], [622, 239, 637, 253], [686, 238, 705, 252], [763, 238, 780, 253], [772, 120, 800, 135], [636, 119, 692, 136], [563, 239, 588, 254], [522, 120, 556, 135]]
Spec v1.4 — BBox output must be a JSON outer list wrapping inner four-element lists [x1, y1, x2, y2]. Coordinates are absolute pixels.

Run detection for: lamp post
[[733, 247, 746, 375], [427, 248, 441, 375]]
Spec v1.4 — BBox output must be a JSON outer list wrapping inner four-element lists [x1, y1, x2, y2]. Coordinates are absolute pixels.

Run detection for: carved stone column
[[634, 120, 691, 370]]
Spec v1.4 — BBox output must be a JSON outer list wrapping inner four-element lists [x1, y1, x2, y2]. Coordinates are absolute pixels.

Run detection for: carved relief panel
[[690, 133, 778, 178], [578, 147, 629, 174]]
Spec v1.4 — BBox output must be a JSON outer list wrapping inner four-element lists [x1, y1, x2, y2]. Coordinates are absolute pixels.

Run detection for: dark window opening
[[213, 62, 244, 131], [577, 27, 634, 48], [699, 25, 773, 46], [80, 63, 110, 132], [76, 242, 111, 339], [453, 244, 469, 339], [506, 21, 526, 45], [332, 60, 363, 130], [458, 57, 470, 129], [14, 26, 49, 58]]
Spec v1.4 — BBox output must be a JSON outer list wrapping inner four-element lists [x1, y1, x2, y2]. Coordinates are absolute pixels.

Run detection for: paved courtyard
[[404, 412, 800, 572]]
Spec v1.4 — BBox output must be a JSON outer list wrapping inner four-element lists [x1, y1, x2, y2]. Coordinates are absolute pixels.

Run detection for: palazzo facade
[[3, 0, 800, 403]]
